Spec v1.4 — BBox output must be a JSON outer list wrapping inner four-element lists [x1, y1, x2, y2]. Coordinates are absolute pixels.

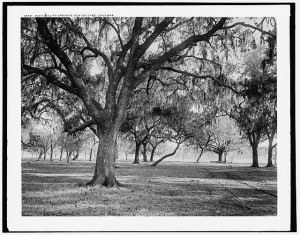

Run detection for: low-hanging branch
[[67, 119, 96, 134], [151, 139, 184, 166]]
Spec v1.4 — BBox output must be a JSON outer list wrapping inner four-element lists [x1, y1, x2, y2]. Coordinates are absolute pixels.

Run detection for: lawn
[[22, 159, 277, 216]]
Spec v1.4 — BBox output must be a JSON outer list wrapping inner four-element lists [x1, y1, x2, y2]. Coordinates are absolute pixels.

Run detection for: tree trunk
[[86, 129, 122, 187], [50, 141, 54, 161], [89, 148, 93, 161], [251, 143, 259, 167], [116, 142, 119, 160], [72, 150, 79, 160], [66, 151, 70, 163], [150, 146, 157, 162], [152, 142, 181, 166], [43, 147, 47, 160], [142, 142, 148, 162], [266, 138, 274, 167], [218, 151, 223, 162], [59, 147, 63, 161], [224, 152, 228, 163], [196, 148, 204, 163], [38, 149, 43, 161], [133, 142, 141, 164]]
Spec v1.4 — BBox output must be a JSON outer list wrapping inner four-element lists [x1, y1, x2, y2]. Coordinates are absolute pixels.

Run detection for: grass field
[[22, 159, 277, 216]]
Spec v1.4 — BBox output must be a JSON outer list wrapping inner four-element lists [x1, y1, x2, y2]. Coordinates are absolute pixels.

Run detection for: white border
[[6, 3, 292, 232]]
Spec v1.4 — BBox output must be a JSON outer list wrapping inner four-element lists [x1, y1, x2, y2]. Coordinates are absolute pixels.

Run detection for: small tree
[[205, 117, 241, 162]]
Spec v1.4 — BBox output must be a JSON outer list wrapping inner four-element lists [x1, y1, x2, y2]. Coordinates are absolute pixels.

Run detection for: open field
[[22, 159, 277, 216]]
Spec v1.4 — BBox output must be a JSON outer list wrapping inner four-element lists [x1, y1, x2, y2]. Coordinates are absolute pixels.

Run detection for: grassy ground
[[22, 159, 277, 216]]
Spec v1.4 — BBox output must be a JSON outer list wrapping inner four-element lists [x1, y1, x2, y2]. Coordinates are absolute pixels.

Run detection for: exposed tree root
[[85, 176, 126, 188]]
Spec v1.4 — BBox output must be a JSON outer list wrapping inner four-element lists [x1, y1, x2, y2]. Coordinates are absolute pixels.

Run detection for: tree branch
[[104, 17, 124, 48], [223, 22, 276, 37], [137, 17, 174, 57], [160, 66, 240, 95], [23, 64, 78, 96], [67, 120, 96, 134]]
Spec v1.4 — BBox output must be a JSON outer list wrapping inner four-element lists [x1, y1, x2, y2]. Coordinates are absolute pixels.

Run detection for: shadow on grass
[[22, 160, 277, 216]]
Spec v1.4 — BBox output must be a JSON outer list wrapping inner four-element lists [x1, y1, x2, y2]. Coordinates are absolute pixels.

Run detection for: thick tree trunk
[[133, 142, 141, 164], [152, 142, 181, 167], [142, 143, 148, 162], [86, 129, 122, 187], [218, 151, 223, 162], [196, 148, 204, 163], [251, 143, 259, 167], [150, 146, 157, 162]]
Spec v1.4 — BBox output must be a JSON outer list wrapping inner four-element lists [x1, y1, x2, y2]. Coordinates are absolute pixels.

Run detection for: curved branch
[[80, 46, 113, 78], [68, 120, 96, 134], [104, 18, 124, 48], [160, 66, 240, 95]]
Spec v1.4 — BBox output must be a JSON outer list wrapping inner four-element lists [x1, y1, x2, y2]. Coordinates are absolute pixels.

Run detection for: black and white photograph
[[3, 2, 295, 232]]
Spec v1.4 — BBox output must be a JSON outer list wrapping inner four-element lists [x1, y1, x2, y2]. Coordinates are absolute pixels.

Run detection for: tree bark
[[152, 142, 181, 166], [196, 148, 204, 163], [133, 142, 141, 164], [251, 143, 259, 167], [86, 129, 121, 187], [142, 142, 148, 162], [150, 146, 157, 162]]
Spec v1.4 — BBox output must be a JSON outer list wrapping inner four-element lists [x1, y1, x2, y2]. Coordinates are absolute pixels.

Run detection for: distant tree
[[204, 117, 242, 162], [151, 101, 194, 166], [228, 39, 277, 167]]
